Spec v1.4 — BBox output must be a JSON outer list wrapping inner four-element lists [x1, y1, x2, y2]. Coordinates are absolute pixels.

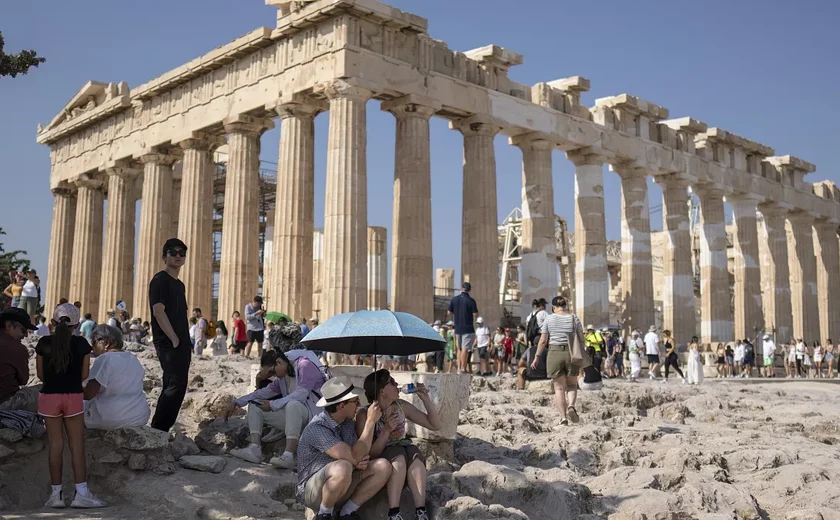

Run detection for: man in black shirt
[[447, 282, 479, 373], [149, 238, 191, 432]]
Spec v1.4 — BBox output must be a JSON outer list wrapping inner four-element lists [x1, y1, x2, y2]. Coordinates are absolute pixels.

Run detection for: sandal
[[567, 406, 580, 424]]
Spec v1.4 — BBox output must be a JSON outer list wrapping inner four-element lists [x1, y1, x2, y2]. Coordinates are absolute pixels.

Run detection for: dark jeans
[[151, 341, 192, 432], [664, 353, 684, 379], [426, 351, 444, 372]]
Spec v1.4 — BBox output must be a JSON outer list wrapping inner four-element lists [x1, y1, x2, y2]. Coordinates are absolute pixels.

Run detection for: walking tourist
[[794, 338, 806, 378], [742, 338, 755, 378], [230, 311, 247, 354], [627, 330, 643, 382], [210, 320, 228, 356], [3, 272, 24, 308], [686, 336, 703, 385], [444, 321, 456, 373], [18, 270, 40, 318], [148, 238, 191, 433], [359, 370, 441, 520], [244, 296, 266, 358], [786, 343, 796, 378], [84, 324, 150, 430], [525, 299, 548, 348], [474, 317, 491, 376], [761, 334, 777, 378], [584, 325, 605, 374], [36, 303, 105, 508], [296, 376, 392, 520], [491, 326, 505, 376], [0, 307, 38, 412], [725, 342, 734, 377], [826, 340, 835, 378], [192, 308, 207, 357], [733, 340, 745, 376], [715, 342, 726, 378], [447, 282, 478, 374], [79, 314, 95, 342], [660, 330, 686, 384], [644, 326, 661, 379], [610, 331, 624, 378], [814, 341, 824, 378], [502, 327, 514, 375]]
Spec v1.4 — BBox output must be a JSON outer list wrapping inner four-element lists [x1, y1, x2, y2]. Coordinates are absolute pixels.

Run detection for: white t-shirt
[[107, 317, 119, 328], [35, 324, 50, 337], [475, 326, 491, 347], [84, 351, 150, 430], [643, 332, 659, 355], [21, 280, 37, 298], [734, 344, 745, 361], [763, 340, 776, 358]]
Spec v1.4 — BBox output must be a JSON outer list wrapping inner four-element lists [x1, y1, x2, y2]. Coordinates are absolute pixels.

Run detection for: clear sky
[[1, 0, 837, 300]]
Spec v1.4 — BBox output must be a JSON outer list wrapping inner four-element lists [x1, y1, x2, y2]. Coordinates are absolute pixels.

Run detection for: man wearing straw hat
[[296, 376, 392, 520]]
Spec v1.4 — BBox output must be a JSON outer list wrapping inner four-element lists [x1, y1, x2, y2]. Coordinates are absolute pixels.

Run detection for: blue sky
[[1, 0, 837, 301]]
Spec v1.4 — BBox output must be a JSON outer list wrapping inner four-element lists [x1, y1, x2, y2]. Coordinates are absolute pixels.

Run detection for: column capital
[[381, 94, 440, 119], [137, 151, 178, 166], [654, 173, 692, 190], [727, 192, 763, 205], [610, 161, 649, 179], [757, 201, 793, 217], [449, 114, 503, 137], [51, 185, 76, 197], [274, 100, 326, 120], [323, 79, 373, 102], [74, 173, 104, 190], [509, 132, 556, 151], [102, 159, 143, 179], [566, 148, 608, 167], [787, 210, 815, 224], [177, 133, 226, 151], [693, 184, 727, 200], [222, 114, 275, 136]]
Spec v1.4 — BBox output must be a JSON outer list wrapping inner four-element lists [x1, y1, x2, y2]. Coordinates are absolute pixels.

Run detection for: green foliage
[[0, 228, 32, 308], [0, 31, 45, 78]]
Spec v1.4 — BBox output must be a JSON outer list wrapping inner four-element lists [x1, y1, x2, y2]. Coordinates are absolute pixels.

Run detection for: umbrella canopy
[[300, 310, 445, 356], [265, 311, 292, 323]]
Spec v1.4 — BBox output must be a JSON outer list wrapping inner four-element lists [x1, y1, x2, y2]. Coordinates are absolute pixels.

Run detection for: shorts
[[303, 462, 361, 511], [734, 358, 743, 366], [764, 356, 774, 367], [247, 330, 265, 343], [38, 392, 84, 418], [233, 340, 247, 353], [477, 346, 489, 360], [382, 442, 426, 467], [743, 356, 753, 365], [456, 333, 476, 351], [546, 345, 578, 378], [647, 354, 659, 365], [725, 356, 733, 365]]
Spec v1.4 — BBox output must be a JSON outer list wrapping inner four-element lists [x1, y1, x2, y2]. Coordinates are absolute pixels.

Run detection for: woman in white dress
[[686, 336, 703, 385], [813, 341, 823, 378]]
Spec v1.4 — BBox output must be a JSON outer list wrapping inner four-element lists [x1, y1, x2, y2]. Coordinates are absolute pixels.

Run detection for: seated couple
[[296, 371, 441, 520]]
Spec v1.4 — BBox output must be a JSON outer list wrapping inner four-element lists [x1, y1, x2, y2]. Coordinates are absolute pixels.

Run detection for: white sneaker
[[261, 428, 284, 443], [71, 491, 105, 509], [230, 444, 263, 464], [680, 378, 686, 384], [269, 451, 295, 469], [45, 491, 65, 508]]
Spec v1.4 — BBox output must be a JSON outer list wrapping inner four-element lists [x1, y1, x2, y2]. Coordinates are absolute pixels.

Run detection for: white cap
[[53, 303, 80, 327], [433, 320, 441, 326], [476, 317, 484, 324]]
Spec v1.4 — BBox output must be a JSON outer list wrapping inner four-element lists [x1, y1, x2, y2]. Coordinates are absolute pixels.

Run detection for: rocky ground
[[1, 343, 839, 519]]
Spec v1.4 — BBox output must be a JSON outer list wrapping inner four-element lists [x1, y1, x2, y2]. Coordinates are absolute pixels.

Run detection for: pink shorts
[[38, 393, 84, 418]]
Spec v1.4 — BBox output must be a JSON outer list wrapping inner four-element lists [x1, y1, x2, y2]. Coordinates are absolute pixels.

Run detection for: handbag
[[570, 315, 592, 368]]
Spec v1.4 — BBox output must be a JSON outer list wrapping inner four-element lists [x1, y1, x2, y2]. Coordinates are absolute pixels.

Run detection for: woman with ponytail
[[36, 303, 105, 509]]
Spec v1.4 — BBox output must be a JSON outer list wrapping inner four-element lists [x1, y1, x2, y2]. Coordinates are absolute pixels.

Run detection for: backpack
[[526, 312, 541, 345], [744, 342, 754, 356], [206, 321, 217, 339]]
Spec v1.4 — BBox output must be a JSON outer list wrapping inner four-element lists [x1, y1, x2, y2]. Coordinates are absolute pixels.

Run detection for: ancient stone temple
[[38, 0, 840, 347]]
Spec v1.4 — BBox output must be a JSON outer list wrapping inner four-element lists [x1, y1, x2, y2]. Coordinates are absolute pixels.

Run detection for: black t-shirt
[[149, 270, 189, 347], [35, 335, 92, 394], [447, 292, 478, 335]]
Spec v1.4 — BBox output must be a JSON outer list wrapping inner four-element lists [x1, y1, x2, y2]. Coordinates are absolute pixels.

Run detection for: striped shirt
[[539, 313, 582, 346]]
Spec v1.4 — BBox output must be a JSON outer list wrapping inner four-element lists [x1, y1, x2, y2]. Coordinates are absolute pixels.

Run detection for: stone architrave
[[729, 194, 764, 340], [757, 204, 793, 343], [272, 102, 321, 321], [614, 164, 654, 336], [383, 95, 439, 323], [134, 152, 177, 322], [312, 228, 324, 317], [813, 219, 840, 344], [100, 165, 141, 321], [218, 116, 273, 324], [322, 81, 373, 319], [696, 186, 732, 343], [512, 135, 557, 322], [69, 176, 105, 318], [787, 213, 820, 340], [45, 187, 77, 314], [178, 136, 221, 318], [655, 176, 695, 345], [451, 116, 502, 328], [367, 226, 388, 311], [567, 151, 609, 328], [435, 268, 455, 296]]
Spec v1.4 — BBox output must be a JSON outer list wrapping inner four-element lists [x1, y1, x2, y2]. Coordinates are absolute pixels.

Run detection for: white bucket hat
[[315, 376, 364, 408]]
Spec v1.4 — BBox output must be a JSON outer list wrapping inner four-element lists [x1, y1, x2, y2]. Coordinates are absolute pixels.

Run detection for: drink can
[[403, 383, 415, 394]]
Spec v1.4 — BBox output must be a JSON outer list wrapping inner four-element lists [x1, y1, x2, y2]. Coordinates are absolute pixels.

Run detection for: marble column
[[435, 268, 455, 296], [99, 166, 140, 321], [451, 116, 502, 327], [367, 226, 388, 311], [134, 152, 176, 322], [272, 102, 320, 320], [787, 213, 819, 340], [45, 187, 77, 314], [384, 96, 437, 323], [567, 151, 609, 328], [178, 137, 219, 318], [656, 176, 695, 344], [614, 165, 654, 336], [757, 204, 793, 343], [813, 219, 840, 343], [729, 194, 764, 340], [69, 176, 105, 319], [322, 81, 372, 319], [513, 136, 557, 322], [312, 228, 324, 318], [218, 116, 272, 324], [696, 187, 732, 343]]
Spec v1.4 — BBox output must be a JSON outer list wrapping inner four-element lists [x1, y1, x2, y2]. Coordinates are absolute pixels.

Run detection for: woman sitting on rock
[[84, 324, 150, 430], [358, 369, 441, 520]]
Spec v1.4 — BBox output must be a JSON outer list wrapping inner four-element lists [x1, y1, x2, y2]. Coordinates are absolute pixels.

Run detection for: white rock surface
[[179, 455, 227, 473]]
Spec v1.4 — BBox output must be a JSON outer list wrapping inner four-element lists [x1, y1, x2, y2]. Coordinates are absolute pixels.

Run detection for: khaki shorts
[[303, 461, 361, 511], [547, 346, 579, 378]]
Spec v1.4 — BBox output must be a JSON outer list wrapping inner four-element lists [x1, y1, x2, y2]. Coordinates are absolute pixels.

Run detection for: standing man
[[149, 238, 191, 432], [300, 317, 310, 337], [644, 325, 661, 380], [192, 308, 207, 356], [245, 296, 266, 359], [474, 317, 491, 376], [584, 325, 605, 373], [447, 282, 479, 374]]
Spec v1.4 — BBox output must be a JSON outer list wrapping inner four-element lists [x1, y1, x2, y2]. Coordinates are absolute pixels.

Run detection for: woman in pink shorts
[[36, 303, 105, 509]]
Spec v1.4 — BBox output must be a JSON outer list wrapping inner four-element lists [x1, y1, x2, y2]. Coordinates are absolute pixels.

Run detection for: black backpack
[[526, 312, 541, 345]]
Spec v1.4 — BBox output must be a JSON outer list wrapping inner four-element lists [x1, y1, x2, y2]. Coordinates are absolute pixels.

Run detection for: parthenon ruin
[[38, 0, 840, 347]]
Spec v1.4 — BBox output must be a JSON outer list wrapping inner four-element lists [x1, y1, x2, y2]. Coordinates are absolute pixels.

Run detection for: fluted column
[[787, 213, 819, 340], [757, 204, 793, 343], [656, 176, 695, 344], [451, 116, 502, 327], [696, 187, 732, 343], [218, 116, 273, 324], [615, 165, 654, 337], [322, 81, 372, 319], [134, 152, 176, 322], [435, 268, 455, 296], [367, 226, 388, 311], [513, 135, 557, 322], [69, 176, 105, 318], [178, 137, 220, 318], [272, 102, 321, 319], [45, 187, 77, 314], [100, 166, 140, 320], [814, 219, 840, 344], [384, 96, 438, 323], [567, 151, 609, 328], [312, 228, 324, 317], [730, 194, 764, 340]]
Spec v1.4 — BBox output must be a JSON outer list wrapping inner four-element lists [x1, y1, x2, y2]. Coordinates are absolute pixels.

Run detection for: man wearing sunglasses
[[149, 238, 191, 432], [0, 307, 38, 412]]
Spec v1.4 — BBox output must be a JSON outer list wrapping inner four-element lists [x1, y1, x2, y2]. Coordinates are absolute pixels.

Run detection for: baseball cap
[[586, 324, 594, 330], [162, 238, 188, 257], [461, 282, 471, 291], [433, 320, 441, 326], [0, 307, 37, 331], [476, 317, 484, 324], [53, 303, 81, 327]]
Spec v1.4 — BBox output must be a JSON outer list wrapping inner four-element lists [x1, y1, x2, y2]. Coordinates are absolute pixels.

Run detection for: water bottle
[[402, 383, 415, 394]]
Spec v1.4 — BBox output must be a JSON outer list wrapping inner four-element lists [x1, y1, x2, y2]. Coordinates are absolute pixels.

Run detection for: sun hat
[[0, 307, 37, 331], [53, 303, 81, 326], [315, 376, 364, 407]]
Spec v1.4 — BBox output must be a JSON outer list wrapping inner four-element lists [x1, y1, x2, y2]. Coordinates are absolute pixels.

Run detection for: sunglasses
[[167, 249, 187, 258]]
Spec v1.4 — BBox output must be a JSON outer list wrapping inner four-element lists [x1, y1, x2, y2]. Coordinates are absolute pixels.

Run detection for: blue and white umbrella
[[300, 310, 444, 356]]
